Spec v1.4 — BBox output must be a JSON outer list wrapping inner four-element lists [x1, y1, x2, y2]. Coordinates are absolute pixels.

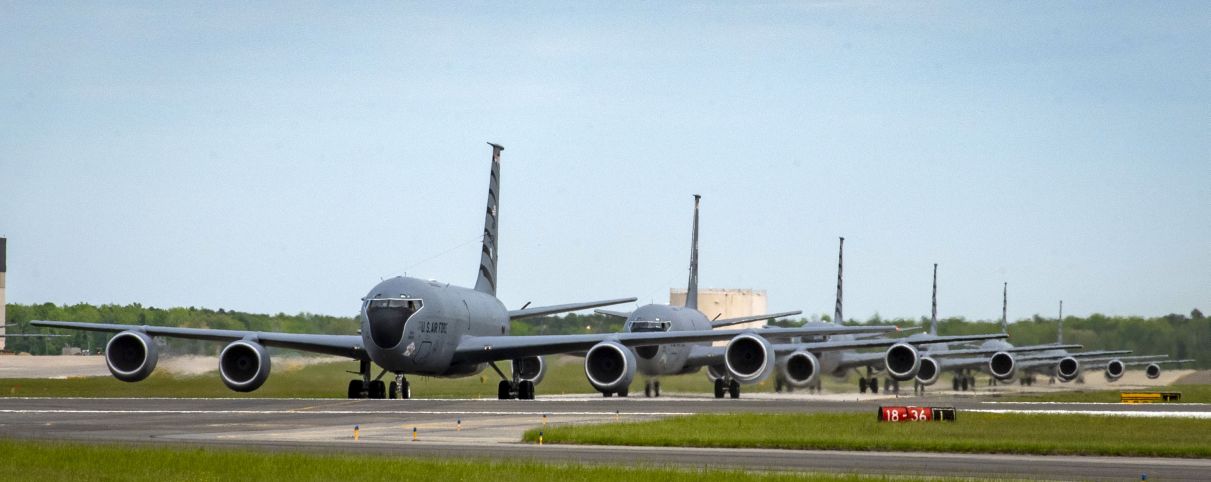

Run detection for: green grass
[[0, 354, 843, 398], [0, 438, 952, 482], [999, 384, 1211, 403], [523, 412, 1211, 458]]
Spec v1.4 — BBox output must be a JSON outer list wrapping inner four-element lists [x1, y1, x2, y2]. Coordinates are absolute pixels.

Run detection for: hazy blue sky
[[2, 2, 1207, 322]]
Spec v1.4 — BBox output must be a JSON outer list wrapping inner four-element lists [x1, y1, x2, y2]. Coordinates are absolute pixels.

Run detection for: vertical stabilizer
[[474, 143, 504, 296], [833, 237, 844, 323], [1, 237, 6, 351], [684, 195, 701, 310], [1057, 300, 1064, 344], [929, 263, 938, 336], [1001, 282, 1008, 334]]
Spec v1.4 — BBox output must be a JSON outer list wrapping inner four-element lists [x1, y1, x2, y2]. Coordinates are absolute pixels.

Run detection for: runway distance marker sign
[[878, 406, 956, 422]]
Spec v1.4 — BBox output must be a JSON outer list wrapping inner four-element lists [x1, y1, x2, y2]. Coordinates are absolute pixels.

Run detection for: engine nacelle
[[724, 333, 774, 384], [219, 340, 271, 392], [1104, 359, 1125, 382], [585, 341, 636, 393], [884, 343, 920, 381], [1145, 363, 1162, 379], [1056, 356, 1080, 382], [915, 356, 940, 386], [777, 350, 820, 388], [989, 351, 1017, 381], [105, 330, 158, 382], [512, 356, 547, 385]]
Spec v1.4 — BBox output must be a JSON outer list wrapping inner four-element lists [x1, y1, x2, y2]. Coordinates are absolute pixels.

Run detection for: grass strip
[[524, 412, 1211, 458], [0, 438, 940, 482]]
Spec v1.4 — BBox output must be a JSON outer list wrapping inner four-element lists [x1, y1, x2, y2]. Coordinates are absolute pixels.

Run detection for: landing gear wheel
[[859, 377, 868, 393], [644, 381, 652, 398], [368, 380, 386, 399], [603, 391, 614, 398], [728, 380, 740, 399], [960, 376, 969, 391], [952, 377, 961, 391], [389, 381, 398, 399], [518, 380, 535, 400], [870, 378, 879, 394], [399, 380, 411, 399], [654, 380, 661, 397], [775, 378, 783, 393], [618, 387, 629, 397], [498, 380, 514, 400], [714, 379, 726, 399], [347, 380, 366, 399]]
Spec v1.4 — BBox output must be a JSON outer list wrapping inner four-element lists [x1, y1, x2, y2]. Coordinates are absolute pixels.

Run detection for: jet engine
[[777, 350, 820, 388], [1056, 356, 1080, 382], [915, 356, 940, 386], [1145, 363, 1162, 379], [584, 341, 636, 394], [105, 330, 158, 382], [512, 356, 547, 385], [989, 351, 1017, 381], [724, 333, 774, 384], [1104, 359, 1125, 382], [884, 343, 921, 381], [219, 340, 271, 392]]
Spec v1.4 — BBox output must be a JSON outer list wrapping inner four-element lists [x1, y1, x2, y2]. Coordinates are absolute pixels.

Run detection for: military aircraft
[[34, 144, 892, 400], [767, 239, 1010, 395]]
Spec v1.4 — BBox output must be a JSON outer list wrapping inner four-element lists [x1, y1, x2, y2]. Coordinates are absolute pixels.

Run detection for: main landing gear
[[347, 360, 410, 399], [644, 380, 662, 397], [714, 378, 740, 399], [951, 372, 976, 391], [858, 367, 879, 394], [491, 361, 536, 400]]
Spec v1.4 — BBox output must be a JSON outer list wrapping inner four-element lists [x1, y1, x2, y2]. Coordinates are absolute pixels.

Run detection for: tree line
[[5, 303, 1207, 368]]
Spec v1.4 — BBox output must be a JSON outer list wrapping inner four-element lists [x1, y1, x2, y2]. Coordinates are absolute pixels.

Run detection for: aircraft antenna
[[685, 194, 701, 310], [833, 237, 844, 324], [474, 143, 504, 295]]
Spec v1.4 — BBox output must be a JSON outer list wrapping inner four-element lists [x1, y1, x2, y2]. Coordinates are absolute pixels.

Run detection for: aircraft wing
[[927, 344, 1084, 358], [31, 320, 367, 360], [593, 309, 632, 319], [1016, 349, 1132, 362], [0, 333, 69, 337], [508, 298, 636, 320], [710, 310, 803, 328], [684, 344, 725, 367], [452, 324, 895, 364], [829, 351, 887, 371], [771, 333, 1008, 355], [1124, 358, 1194, 366]]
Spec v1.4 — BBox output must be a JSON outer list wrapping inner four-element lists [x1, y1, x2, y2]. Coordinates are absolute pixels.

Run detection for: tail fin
[[684, 195, 701, 310], [833, 237, 844, 324], [929, 263, 938, 336], [1001, 282, 1008, 334], [474, 143, 504, 295], [1057, 300, 1064, 344]]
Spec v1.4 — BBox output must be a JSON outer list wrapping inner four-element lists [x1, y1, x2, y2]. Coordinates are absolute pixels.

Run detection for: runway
[[2, 396, 1210, 480]]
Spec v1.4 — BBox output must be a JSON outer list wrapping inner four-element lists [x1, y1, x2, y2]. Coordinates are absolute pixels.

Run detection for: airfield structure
[[670, 288, 768, 330]]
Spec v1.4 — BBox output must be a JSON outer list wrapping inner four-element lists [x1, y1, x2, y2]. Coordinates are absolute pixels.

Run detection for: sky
[[1, 2, 1208, 322]]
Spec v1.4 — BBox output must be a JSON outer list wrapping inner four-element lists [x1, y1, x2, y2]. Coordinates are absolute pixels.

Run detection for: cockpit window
[[366, 298, 423, 349], [629, 320, 671, 333]]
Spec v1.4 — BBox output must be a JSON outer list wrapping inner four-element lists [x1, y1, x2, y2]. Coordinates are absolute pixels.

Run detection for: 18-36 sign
[[878, 406, 956, 422]]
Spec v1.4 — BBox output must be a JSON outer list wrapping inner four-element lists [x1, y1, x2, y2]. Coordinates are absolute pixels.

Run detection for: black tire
[[347, 379, 365, 399], [952, 377, 961, 391], [870, 378, 879, 394], [603, 391, 613, 397], [644, 381, 652, 398], [858, 377, 868, 393], [368, 380, 386, 399], [498, 380, 512, 400], [389, 381, 398, 399], [400, 380, 411, 399], [728, 380, 740, 399], [654, 380, 661, 397], [714, 379, 725, 399], [775, 378, 783, 393], [618, 387, 629, 397], [960, 377, 969, 391], [519, 380, 535, 400]]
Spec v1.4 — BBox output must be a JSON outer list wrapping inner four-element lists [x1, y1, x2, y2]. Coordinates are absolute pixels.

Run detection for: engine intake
[[915, 356, 940, 386], [105, 331, 158, 382], [1057, 356, 1080, 382], [724, 333, 774, 384], [1104, 359, 1125, 382], [778, 350, 820, 388], [989, 351, 1017, 381], [219, 340, 271, 392], [884, 343, 920, 381], [512, 356, 546, 385], [1145, 363, 1162, 379], [585, 341, 635, 393]]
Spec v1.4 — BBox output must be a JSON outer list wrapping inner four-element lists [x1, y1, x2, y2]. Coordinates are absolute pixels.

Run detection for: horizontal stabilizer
[[711, 310, 802, 328], [508, 297, 637, 320]]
